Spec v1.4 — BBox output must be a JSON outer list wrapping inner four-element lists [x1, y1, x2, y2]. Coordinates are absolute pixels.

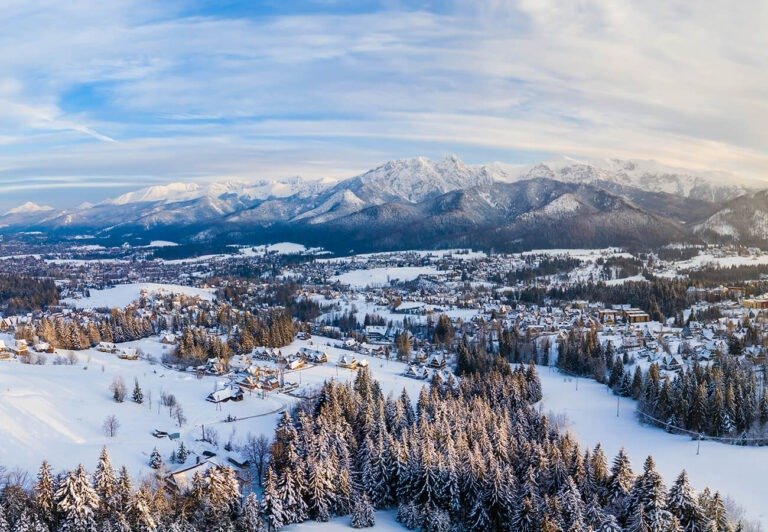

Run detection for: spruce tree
[[149, 448, 163, 470], [34, 460, 56, 527], [239, 493, 264, 532], [261, 467, 284, 531], [667, 471, 710, 531], [93, 447, 117, 517], [350, 492, 375, 528], [132, 379, 144, 404], [56, 464, 100, 532]]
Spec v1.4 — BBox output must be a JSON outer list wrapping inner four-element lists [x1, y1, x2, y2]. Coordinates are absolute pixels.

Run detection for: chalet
[[160, 333, 177, 345], [207, 385, 244, 403], [365, 325, 389, 343], [97, 342, 117, 353], [166, 459, 219, 492], [404, 365, 422, 379], [259, 375, 280, 391], [427, 353, 447, 369], [337, 354, 358, 369], [12, 340, 29, 356], [238, 374, 260, 390], [33, 342, 53, 353], [286, 357, 305, 370], [117, 348, 139, 360]]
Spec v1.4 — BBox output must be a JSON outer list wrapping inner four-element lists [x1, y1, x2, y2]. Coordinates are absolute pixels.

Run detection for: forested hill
[[0, 273, 58, 313]]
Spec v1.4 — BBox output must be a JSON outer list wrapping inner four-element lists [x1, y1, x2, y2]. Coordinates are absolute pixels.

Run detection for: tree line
[[0, 274, 58, 313]]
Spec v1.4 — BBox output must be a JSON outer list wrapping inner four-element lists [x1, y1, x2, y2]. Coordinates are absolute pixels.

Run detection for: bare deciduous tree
[[103, 414, 120, 438], [241, 433, 271, 486]]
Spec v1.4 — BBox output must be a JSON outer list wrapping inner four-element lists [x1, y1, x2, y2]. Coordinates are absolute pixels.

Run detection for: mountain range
[[1, 156, 764, 253]]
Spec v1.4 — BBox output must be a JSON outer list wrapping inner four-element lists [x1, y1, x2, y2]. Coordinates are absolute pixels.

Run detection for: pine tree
[[239, 493, 264, 532], [177, 442, 189, 464], [667, 471, 710, 531], [56, 464, 100, 532], [0, 506, 9, 532], [305, 458, 332, 522], [276, 464, 307, 524], [709, 492, 730, 532], [350, 492, 375, 528], [396, 501, 420, 530], [626, 503, 650, 532], [34, 460, 56, 527], [132, 379, 144, 404], [93, 447, 117, 517], [261, 467, 284, 531], [606, 449, 634, 520], [509, 496, 539, 532], [149, 448, 163, 469], [116, 466, 132, 513], [128, 486, 156, 532]]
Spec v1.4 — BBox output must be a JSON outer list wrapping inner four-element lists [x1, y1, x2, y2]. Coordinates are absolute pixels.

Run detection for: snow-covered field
[[331, 267, 442, 288], [0, 335, 427, 483], [62, 283, 215, 309], [672, 252, 768, 270], [284, 510, 402, 531], [538, 368, 768, 527], [313, 293, 478, 327]]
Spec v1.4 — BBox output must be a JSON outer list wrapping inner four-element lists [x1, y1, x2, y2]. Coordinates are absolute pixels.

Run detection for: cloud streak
[[0, 0, 764, 208]]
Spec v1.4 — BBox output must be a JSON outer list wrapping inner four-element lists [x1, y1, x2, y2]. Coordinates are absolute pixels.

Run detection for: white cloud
[[0, 0, 765, 203]]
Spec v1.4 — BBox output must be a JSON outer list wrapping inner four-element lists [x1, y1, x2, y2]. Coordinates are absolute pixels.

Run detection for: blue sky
[[0, 0, 765, 210]]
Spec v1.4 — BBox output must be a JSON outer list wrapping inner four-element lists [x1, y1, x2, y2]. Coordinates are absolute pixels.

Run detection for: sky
[[0, 0, 766, 209]]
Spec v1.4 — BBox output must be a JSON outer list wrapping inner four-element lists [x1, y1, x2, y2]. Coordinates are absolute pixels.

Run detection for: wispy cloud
[[0, 0, 765, 208]]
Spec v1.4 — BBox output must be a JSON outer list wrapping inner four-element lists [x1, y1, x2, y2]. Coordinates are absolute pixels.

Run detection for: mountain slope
[[694, 191, 768, 245], [495, 157, 752, 203], [0, 155, 747, 252]]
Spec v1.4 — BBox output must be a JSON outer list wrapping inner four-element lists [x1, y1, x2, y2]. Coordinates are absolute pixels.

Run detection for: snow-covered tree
[[93, 447, 118, 517], [149, 448, 163, 470], [128, 486, 156, 532], [34, 460, 56, 526], [132, 379, 144, 404], [261, 467, 284, 531], [667, 471, 710, 532], [56, 464, 100, 532], [239, 493, 264, 532], [350, 492, 375, 529]]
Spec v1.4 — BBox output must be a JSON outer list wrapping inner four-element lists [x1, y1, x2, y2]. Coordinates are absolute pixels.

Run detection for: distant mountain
[[495, 157, 753, 203], [694, 190, 768, 245], [5, 201, 54, 215], [0, 155, 760, 252]]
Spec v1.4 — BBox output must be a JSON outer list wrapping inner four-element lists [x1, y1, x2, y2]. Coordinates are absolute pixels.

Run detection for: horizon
[[0, 1, 767, 210]]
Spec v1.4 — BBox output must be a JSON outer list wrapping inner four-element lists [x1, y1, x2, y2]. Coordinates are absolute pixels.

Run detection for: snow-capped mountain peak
[[349, 155, 499, 204], [5, 201, 54, 215]]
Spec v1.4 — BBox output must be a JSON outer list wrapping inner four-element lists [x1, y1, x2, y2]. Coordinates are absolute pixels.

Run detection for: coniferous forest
[[0, 361, 734, 531]]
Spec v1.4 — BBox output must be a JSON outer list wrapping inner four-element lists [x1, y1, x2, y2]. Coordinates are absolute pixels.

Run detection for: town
[[0, 240, 767, 530]]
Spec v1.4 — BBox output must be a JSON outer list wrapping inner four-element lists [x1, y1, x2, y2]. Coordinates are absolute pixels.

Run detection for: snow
[[284, 510, 403, 530], [62, 283, 215, 309], [103, 177, 334, 206], [538, 367, 768, 527], [0, 334, 429, 483], [145, 240, 178, 248], [604, 274, 647, 285], [5, 201, 54, 215], [331, 267, 442, 288]]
